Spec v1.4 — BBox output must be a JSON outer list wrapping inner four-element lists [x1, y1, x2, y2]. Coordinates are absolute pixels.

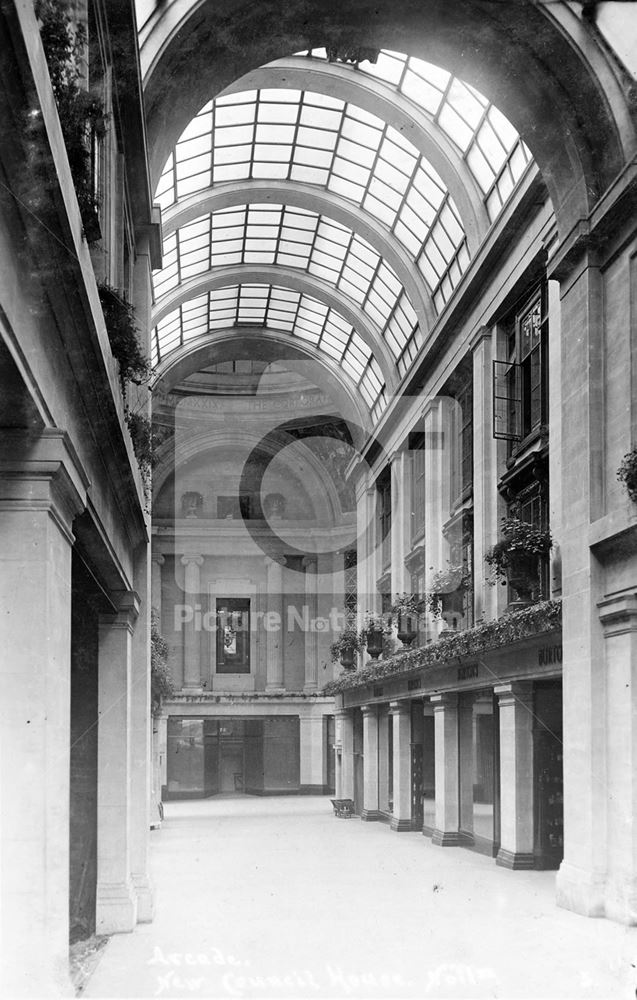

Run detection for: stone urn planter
[[506, 550, 541, 604], [364, 627, 384, 660], [395, 613, 419, 648], [339, 646, 356, 670]]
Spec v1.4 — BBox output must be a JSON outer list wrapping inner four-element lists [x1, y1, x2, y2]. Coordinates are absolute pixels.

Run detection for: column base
[[265, 685, 285, 693], [432, 829, 461, 846], [181, 686, 203, 694], [390, 817, 412, 832], [131, 873, 155, 923], [303, 684, 318, 694], [555, 862, 606, 918], [96, 880, 138, 934], [604, 875, 637, 925], [496, 849, 535, 870], [361, 809, 380, 822], [4, 959, 75, 999]]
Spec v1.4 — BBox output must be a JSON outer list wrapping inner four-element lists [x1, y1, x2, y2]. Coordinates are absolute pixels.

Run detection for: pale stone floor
[[83, 795, 637, 1000]]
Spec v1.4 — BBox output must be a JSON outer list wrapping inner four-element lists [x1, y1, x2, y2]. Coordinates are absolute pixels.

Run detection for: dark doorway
[[69, 550, 101, 944]]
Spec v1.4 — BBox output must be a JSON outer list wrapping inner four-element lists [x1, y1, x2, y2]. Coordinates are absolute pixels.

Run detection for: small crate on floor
[[331, 798, 355, 818]]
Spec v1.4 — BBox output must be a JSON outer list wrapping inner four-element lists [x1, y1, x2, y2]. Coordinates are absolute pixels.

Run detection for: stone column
[[150, 712, 167, 830], [129, 550, 154, 921], [180, 554, 203, 690], [389, 701, 411, 831], [302, 556, 318, 692], [597, 593, 637, 923], [361, 704, 380, 820], [151, 552, 164, 615], [265, 556, 285, 691], [0, 430, 87, 998], [553, 249, 607, 919], [390, 450, 410, 596], [355, 471, 376, 617], [378, 709, 390, 812], [339, 710, 355, 800], [299, 712, 324, 792], [495, 682, 535, 869], [471, 326, 501, 621], [96, 591, 140, 934], [334, 714, 344, 799], [431, 693, 460, 845]]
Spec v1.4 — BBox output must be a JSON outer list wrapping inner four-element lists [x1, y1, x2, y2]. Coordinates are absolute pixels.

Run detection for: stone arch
[[141, 0, 635, 235]]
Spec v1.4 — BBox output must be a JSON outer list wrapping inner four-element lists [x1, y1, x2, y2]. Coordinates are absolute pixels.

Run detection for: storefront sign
[[538, 644, 563, 666]]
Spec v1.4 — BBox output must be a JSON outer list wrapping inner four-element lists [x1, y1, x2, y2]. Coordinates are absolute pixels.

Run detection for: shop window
[[410, 433, 426, 544], [449, 382, 473, 508], [216, 599, 250, 673], [376, 470, 391, 571], [458, 691, 500, 855], [493, 287, 547, 444]]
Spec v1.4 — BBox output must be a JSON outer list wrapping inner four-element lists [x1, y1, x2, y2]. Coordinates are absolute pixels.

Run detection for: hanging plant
[[485, 517, 552, 602], [330, 622, 363, 665], [617, 449, 637, 503], [151, 610, 174, 714], [98, 283, 151, 389], [125, 409, 152, 499], [424, 566, 472, 620], [35, 0, 107, 239], [390, 594, 425, 647]]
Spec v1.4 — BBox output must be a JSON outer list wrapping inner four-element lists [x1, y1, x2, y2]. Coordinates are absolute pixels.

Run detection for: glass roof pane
[[277, 51, 532, 223], [153, 49, 533, 395]]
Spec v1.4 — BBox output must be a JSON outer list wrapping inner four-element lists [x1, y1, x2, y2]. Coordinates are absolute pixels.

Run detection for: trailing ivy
[[98, 283, 151, 389], [151, 610, 174, 715], [617, 449, 637, 503], [323, 599, 562, 695], [125, 410, 152, 499], [35, 0, 106, 236]]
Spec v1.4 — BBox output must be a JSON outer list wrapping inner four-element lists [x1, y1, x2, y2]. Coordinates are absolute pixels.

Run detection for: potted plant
[[425, 565, 471, 620], [485, 516, 552, 603], [98, 283, 151, 390], [36, 0, 107, 241], [360, 613, 392, 660], [330, 622, 363, 669], [390, 594, 425, 647], [617, 449, 637, 503]]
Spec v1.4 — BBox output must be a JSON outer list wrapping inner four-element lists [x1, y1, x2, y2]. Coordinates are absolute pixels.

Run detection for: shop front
[[330, 610, 563, 871]]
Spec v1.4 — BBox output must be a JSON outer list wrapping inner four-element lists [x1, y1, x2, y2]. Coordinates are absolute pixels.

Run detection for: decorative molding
[[432, 829, 461, 847], [496, 849, 535, 870], [597, 591, 637, 636]]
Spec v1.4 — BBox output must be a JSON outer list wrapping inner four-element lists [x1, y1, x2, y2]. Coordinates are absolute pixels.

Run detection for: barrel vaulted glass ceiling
[[152, 50, 533, 418]]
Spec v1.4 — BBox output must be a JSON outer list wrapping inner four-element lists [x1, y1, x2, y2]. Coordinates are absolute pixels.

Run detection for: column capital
[[388, 699, 410, 716], [152, 552, 166, 566], [597, 590, 637, 636], [100, 590, 141, 632], [264, 555, 286, 569], [302, 555, 318, 571], [430, 692, 458, 709], [494, 681, 534, 707], [180, 554, 204, 567], [335, 709, 351, 721], [0, 428, 90, 542], [360, 703, 378, 718], [470, 325, 492, 352]]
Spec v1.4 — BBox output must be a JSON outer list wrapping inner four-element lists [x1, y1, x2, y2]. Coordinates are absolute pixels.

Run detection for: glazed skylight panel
[[152, 283, 385, 391], [155, 91, 467, 290], [299, 50, 532, 223], [153, 204, 414, 361]]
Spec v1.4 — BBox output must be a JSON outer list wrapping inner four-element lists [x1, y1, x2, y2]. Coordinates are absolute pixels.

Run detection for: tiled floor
[[83, 795, 637, 999]]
